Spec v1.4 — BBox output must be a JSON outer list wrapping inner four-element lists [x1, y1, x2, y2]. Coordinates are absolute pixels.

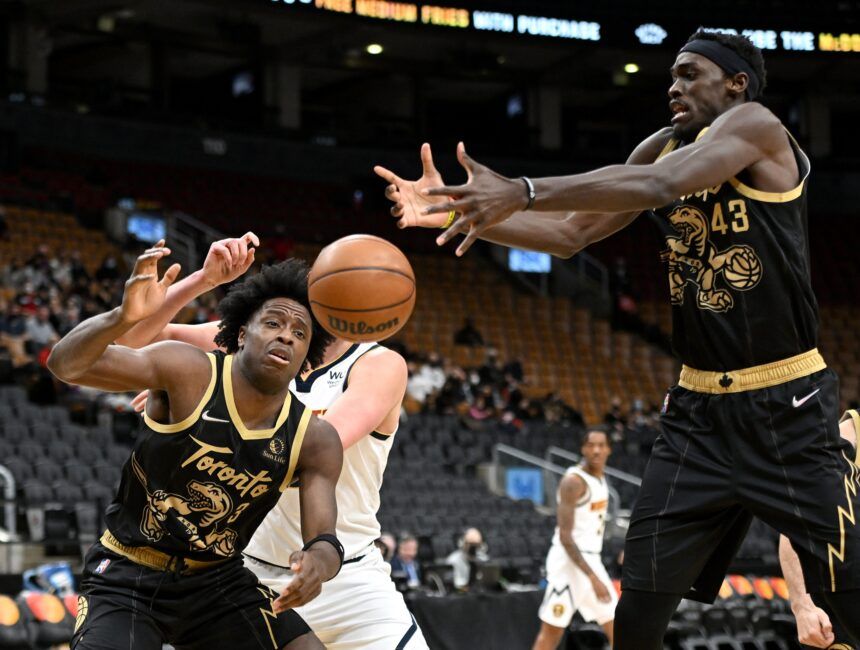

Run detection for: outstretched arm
[[428, 103, 786, 255], [47, 242, 213, 419], [376, 132, 671, 257], [274, 416, 343, 612], [320, 347, 407, 449], [116, 232, 258, 348]]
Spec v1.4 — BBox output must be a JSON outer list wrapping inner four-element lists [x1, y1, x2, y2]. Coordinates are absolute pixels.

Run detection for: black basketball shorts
[[622, 369, 860, 602], [72, 542, 312, 649]]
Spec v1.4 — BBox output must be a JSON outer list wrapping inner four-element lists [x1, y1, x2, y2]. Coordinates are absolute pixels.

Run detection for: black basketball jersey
[[104, 351, 311, 561], [651, 127, 819, 371]]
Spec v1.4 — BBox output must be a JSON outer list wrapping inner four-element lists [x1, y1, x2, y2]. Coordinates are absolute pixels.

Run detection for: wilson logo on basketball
[[327, 315, 400, 336]]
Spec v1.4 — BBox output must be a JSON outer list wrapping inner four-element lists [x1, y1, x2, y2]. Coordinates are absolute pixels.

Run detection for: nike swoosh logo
[[792, 388, 820, 408], [202, 410, 230, 423]]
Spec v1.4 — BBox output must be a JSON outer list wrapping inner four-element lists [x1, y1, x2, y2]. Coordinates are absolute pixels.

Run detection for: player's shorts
[[72, 542, 312, 650], [623, 363, 860, 603], [538, 545, 618, 627], [245, 545, 429, 650]]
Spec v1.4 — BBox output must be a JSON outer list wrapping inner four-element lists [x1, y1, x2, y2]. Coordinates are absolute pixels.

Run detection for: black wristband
[[303, 534, 345, 578], [521, 176, 536, 210]]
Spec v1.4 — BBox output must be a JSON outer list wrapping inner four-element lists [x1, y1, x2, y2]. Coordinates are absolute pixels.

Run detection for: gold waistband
[[100, 530, 229, 575], [678, 349, 826, 394]]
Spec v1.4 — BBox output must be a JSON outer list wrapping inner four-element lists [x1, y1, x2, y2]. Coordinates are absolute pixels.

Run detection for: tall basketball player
[[48, 243, 343, 649], [123, 235, 429, 649], [377, 29, 860, 648], [533, 428, 616, 650], [780, 410, 859, 650]]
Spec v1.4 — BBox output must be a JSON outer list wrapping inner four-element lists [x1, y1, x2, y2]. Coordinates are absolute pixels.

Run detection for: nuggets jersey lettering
[[551, 466, 609, 555], [104, 351, 310, 561], [245, 343, 394, 562], [652, 128, 818, 371]]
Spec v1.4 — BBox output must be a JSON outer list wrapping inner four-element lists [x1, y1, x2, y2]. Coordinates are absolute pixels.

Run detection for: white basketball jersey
[[244, 343, 395, 562], [550, 466, 609, 555]]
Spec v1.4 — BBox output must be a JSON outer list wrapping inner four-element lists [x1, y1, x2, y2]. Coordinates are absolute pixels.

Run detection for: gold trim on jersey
[[827, 449, 859, 591], [143, 353, 218, 434], [99, 529, 229, 574], [280, 406, 311, 491], [841, 409, 860, 466], [728, 177, 804, 203], [656, 137, 679, 160], [678, 348, 826, 394], [694, 126, 810, 204], [224, 354, 293, 440]]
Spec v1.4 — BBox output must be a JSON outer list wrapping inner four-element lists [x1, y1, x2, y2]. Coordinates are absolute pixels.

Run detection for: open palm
[[374, 143, 449, 229], [120, 241, 181, 323]]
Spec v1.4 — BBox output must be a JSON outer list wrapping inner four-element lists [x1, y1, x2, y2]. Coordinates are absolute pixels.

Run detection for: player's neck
[[582, 464, 605, 479], [230, 357, 291, 429], [321, 338, 354, 365]]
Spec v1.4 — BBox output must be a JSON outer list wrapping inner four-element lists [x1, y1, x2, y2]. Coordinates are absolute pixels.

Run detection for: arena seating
[[0, 385, 121, 544]]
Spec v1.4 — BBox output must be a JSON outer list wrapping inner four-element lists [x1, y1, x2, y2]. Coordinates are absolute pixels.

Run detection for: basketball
[[723, 245, 763, 290], [308, 234, 416, 342]]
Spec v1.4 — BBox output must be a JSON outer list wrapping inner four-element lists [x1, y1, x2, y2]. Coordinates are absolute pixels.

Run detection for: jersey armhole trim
[[342, 343, 381, 391], [143, 353, 217, 434], [728, 129, 810, 203], [280, 406, 312, 491]]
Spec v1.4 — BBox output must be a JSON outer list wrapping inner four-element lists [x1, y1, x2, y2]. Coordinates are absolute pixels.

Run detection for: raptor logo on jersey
[[660, 205, 763, 313]]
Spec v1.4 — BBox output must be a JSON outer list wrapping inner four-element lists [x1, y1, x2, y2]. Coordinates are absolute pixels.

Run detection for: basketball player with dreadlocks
[[377, 29, 860, 648], [48, 241, 343, 649]]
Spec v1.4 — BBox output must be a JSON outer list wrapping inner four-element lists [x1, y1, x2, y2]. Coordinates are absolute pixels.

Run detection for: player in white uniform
[[533, 428, 617, 650], [120, 234, 429, 650]]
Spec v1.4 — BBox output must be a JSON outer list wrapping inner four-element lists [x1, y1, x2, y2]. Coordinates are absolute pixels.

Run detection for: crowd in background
[[0, 246, 663, 440]]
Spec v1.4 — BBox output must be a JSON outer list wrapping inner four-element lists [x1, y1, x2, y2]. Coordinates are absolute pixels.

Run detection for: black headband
[[679, 39, 761, 100]]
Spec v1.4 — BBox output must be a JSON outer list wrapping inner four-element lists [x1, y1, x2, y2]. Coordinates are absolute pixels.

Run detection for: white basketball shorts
[[538, 545, 618, 627], [244, 546, 429, 650]]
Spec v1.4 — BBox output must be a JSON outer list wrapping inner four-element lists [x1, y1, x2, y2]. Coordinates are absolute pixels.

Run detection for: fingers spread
[[373, 165, 402, 185], [420, 142, 437, 175], [160, 263, 182, 287]]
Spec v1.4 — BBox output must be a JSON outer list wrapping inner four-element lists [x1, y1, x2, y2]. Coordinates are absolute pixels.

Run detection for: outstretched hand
[[374, 143, 450, 229], [423, 142, 528, 256], [119, 241, 181, 324], [201, 232, 259, 288]]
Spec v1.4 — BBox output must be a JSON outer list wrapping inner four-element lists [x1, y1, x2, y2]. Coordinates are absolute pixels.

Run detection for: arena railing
[[0, 465, 16, 537]]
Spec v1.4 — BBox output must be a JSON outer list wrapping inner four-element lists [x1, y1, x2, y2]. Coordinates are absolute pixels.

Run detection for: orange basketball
[[308, 234, 416, 342]]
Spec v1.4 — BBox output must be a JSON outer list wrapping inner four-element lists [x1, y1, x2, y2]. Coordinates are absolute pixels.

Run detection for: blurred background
[[0, 0, 858, 648]]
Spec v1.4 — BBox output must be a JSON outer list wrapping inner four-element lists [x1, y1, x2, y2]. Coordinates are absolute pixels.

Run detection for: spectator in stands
[[406, 360, 435, 405], [503, 356, 524, 382], [378, 532, 397, 563], [445, 528, 489, 591], [465, 394, 494, 430], [478, 348, 505, 387], [454, 317, 484, 347], [0, 300, 32, 367], [94, 254, 121, 282], [69, 251, 90, 285], [25, 306, 59, 352], [391, 534, 422, 588], [433, 365, 470, 415], [0, 205, 6, 239], [604, 395, 627, 429]]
